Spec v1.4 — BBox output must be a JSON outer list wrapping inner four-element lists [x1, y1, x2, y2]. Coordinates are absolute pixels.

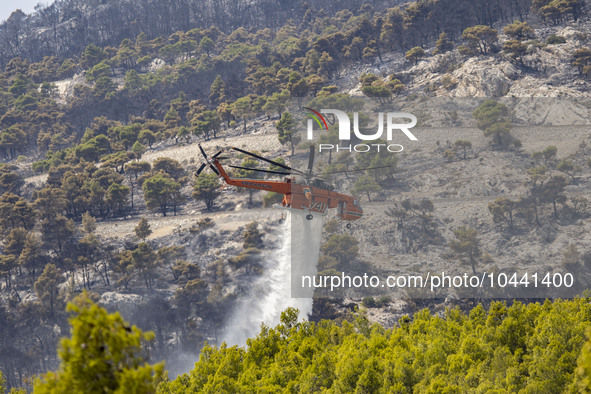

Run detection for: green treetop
[[34, 292, 164, 393]]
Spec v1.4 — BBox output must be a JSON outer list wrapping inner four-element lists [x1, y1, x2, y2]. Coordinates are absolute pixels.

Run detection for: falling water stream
[[221, 211, 323, 346]]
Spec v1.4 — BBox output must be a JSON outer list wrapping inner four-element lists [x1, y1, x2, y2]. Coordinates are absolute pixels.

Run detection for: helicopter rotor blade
[[231, 147, 304, 174], [197, 145, 223, 176], [198, 144, 208, 159], [229, 165, 292, 176], [196, 144, 213, 176], [195, 163, 207, 177]]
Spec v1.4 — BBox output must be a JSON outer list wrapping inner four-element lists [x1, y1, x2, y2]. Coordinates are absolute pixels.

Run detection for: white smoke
[[221, 211, 323, 346]]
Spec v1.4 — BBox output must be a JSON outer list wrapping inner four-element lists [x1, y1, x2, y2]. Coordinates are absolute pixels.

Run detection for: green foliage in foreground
[[27, 297, 591, 393], [34, 292, 164, 393], [161, 300, 591, 393]]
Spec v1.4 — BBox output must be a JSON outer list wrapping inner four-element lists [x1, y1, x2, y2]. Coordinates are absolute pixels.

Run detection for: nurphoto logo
[[304, 107, 418, 153]]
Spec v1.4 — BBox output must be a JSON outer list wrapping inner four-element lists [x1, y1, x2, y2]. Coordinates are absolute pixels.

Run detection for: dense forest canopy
[[0, 0, 538, 66], [0, 0, 555, 165]]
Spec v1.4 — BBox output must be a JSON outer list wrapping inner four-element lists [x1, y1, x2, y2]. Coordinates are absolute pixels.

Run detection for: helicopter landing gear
[[306, 214, 313, 220], [346, 223, 352, 229]]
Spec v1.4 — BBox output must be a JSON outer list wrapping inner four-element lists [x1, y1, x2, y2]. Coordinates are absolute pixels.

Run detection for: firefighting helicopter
[[195, 144, 391, 225]]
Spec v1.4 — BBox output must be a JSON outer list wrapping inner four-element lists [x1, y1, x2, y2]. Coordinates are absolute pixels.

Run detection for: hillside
[[1, 0, 591, 391]]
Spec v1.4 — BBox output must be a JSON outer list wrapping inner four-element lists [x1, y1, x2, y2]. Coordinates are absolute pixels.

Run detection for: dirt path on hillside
[[94, 205, 284, 240]]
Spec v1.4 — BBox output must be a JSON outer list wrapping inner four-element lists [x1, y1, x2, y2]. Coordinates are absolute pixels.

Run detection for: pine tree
[[352, 175, 382, 201], [142, 172, 182, 216], [34, 263, 64, 317], [193, 173, 221, 211], [462, 25, 498, 54], [134, 217, 152, 241], [434, 32, 453, 54], [405, 46, 425, 64], [276, 112, 298, 156], [209, 75, 226, 106], [81, 212, 96, 235], [449, 226, 482, 274]]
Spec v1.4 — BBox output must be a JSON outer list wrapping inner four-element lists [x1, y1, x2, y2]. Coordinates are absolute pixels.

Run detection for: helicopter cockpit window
[[353, 199, 359, 207]]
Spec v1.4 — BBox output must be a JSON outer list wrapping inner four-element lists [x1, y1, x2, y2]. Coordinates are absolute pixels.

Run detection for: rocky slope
[[73, 17, 591, 323]]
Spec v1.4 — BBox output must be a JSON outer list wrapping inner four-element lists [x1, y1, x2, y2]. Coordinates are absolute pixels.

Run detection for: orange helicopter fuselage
[[212, 159, 363, 220]]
